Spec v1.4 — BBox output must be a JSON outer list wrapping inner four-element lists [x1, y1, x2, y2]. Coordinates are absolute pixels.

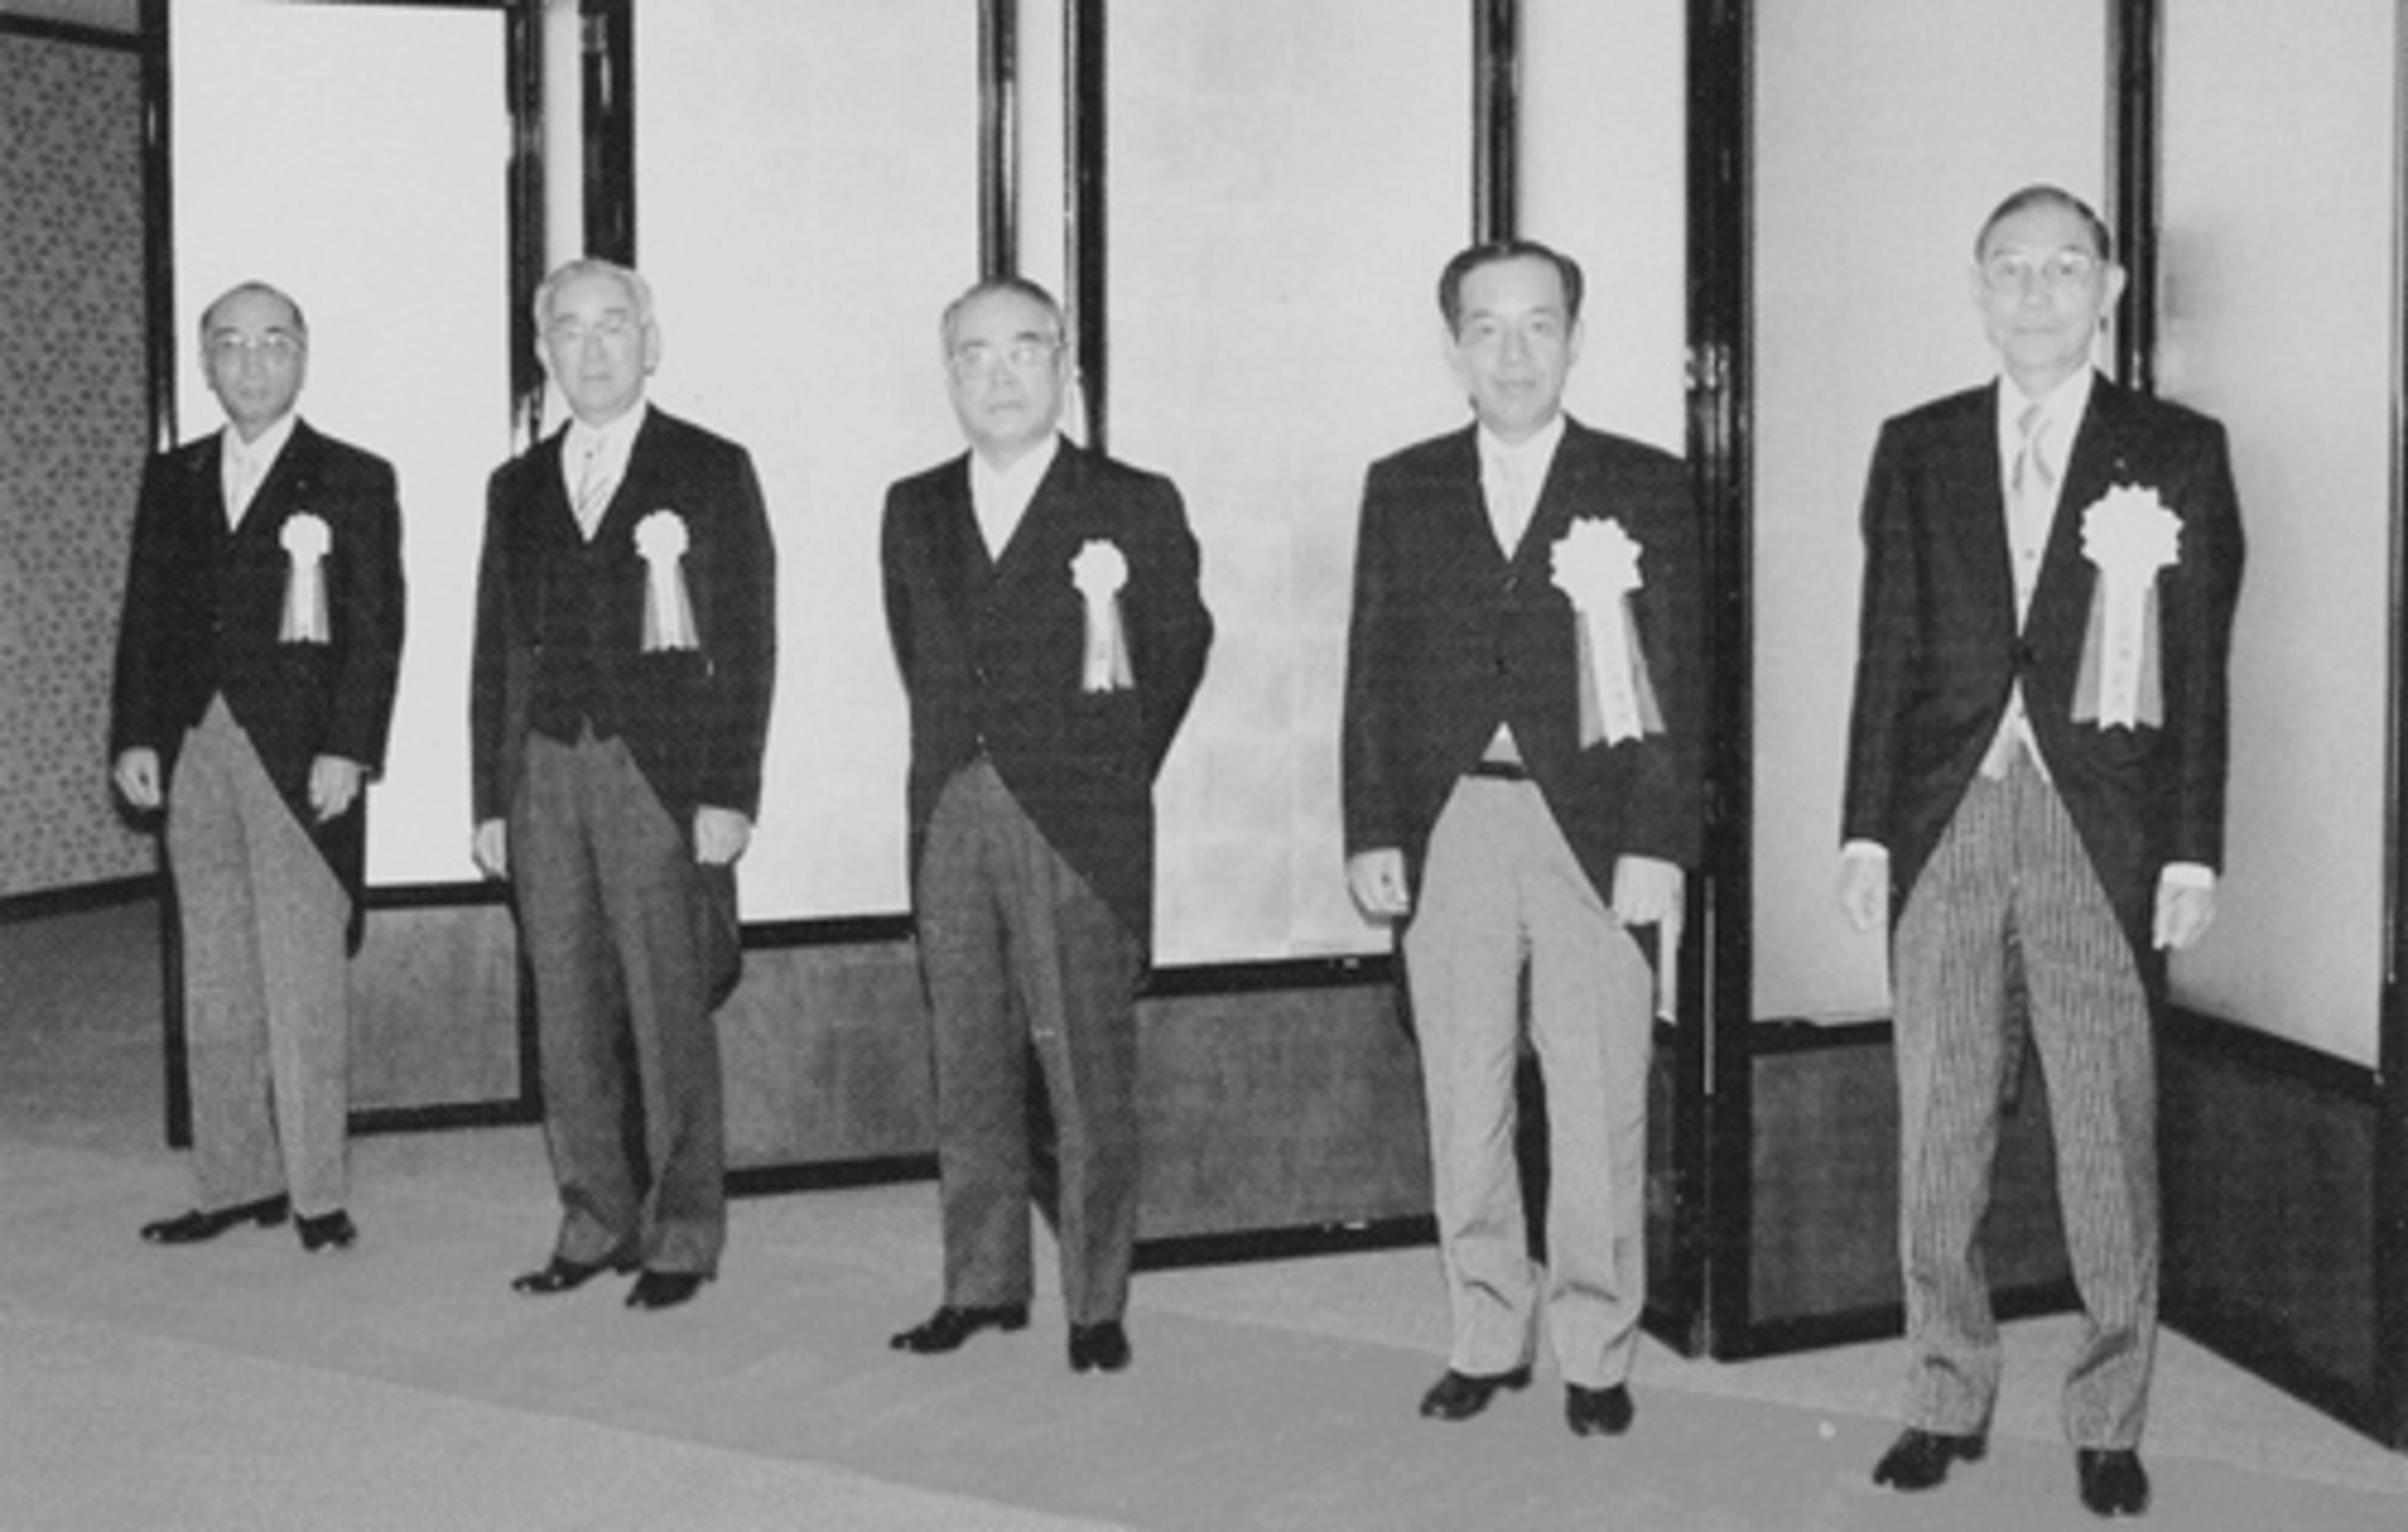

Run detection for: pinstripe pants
[[511, 731, 726, 1276], [1891, 749, 2158, 1449], [166, 696, 352, 1217], [916, 760, 1142, 1326]]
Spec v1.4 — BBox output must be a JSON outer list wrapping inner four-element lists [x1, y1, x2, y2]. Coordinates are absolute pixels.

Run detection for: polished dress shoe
[[1564, 1382, 1635, 1437], [1067, 1320, 1131, 1374], [625, 1270, 709, 1311], [1871, 1427, 1987, 1491], [296, 1209, 357, 1252], [510, 1252, 636, 1295], [889, 1303, 1030, 1354], [140, 1195, 290, 1244], [2076, 1448, 2150, 1518], [1417, 1366, 1533, 1421]]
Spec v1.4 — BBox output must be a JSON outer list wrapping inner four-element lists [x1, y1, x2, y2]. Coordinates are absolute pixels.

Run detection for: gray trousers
[[166, 696, 351, 1217], [511, 731, 726, 1275], [1403, 776, 1655, 1389], [1892, 749, 2159, 1449], [916, 760, 1142, 1326]]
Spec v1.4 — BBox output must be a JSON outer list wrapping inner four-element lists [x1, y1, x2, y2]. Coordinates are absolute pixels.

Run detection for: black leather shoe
[[625, 1270, 709, 1311], [889, 1304, 1030, 1354], [1417, 1366, 1533, 1421], [511, 1252, 636, 1295], [140, 1195, 290, 1244], [1565, 1383, 1634, 1437], [1871, 1428, 1987, 1491], [296, 1209, 357, 1252], [1068, 1320, 1131, 1374], [2077, 1448, 2150, 1518]]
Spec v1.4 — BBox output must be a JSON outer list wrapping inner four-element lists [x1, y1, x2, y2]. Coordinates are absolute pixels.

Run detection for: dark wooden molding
[[978, 0, 1018, 276], [138, 0, 175, 452], [1471, 0, 1519, 243], [0, 11, 139, 50], [2380, 0, 2408, 1447], [2107, 0, 2160, 393], [1066, 0, 1107, 450], [0, 875, 157, 926], [1688, 0, 1754, 1359], [503, 0, 547, 446], [579, 0, 634, 265]]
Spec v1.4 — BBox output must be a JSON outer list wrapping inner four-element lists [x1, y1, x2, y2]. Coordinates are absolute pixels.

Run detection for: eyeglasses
[[948, 337, 1061, 381], [544, 313, 642, 348], [1980, 249, 2101, 294], [205, 331, 304, 364]]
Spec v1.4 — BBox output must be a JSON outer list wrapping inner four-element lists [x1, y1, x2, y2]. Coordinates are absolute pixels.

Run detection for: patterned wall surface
[[0, 30, 153, 897]]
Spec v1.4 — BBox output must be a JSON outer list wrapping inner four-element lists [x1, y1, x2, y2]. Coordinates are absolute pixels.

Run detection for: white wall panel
[[2159, 0, 2396, 1066], [1106, 0, 1470, 963]]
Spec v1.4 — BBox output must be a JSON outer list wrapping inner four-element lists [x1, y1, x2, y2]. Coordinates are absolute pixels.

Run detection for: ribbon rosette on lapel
[[635, 509, 700, 652], [1070, 538, 1133, 693], [278, 512, 331, 644], [1549, 515, 1664, 747], [2073, 484, 2181, 729]]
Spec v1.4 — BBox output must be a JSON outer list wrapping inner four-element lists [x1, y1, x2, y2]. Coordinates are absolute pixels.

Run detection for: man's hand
[[1610, 855, 1683, 927], [113, 748, 162, 810], [308, 755, 366, 822], [2153, 877, 2216, 951], [1836, 851, 1889, 934], [471, 819, 508, 880], [694, 806, 752, 866], [1346, 848, 1410, 920]]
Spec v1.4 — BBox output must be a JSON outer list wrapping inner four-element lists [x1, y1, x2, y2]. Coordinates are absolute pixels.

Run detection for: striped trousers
[[1891, 748, 2158, 1449]]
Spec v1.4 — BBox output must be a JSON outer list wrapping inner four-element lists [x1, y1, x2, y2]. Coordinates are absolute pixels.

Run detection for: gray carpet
[[5, 900, 2408, 1529]]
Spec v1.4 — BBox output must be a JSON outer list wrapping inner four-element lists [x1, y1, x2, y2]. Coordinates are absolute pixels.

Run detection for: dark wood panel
[[1743, 1028, 2071, 1339], [2159, 1018, 2382, 1427]]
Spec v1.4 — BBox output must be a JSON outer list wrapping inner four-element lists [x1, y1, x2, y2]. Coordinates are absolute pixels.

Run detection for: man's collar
[[1476, 412, 1567, 465]]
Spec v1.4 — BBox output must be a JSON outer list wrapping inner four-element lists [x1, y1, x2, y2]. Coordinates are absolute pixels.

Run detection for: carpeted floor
[[5, 898, 2408, 1529]]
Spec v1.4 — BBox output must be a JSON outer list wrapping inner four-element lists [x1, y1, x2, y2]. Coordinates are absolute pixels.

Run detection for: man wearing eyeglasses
[[881, 276, 1212, 1375], [470, 257, 777, 1313], [112, 280, 405, 1256], [1840, 186, 2245, 1518]]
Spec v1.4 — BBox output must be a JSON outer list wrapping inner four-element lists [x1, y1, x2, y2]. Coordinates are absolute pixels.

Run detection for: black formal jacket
[[470, 407, 777, 839], [882, 438, 1213, 953], [1842, 374, 2245, 962], [108, 419, 406, 933], [1342, 417, 1705, 905]]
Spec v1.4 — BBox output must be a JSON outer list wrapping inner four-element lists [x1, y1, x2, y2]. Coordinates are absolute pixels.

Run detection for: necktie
[[573, 437, 607, 534], [226, 449, 261, 526], [1488, 453, 1526, 554], [2009, 403, 2055, 618]]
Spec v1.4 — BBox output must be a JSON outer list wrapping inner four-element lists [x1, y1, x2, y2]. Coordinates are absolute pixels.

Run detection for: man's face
[[202, 287, 307, 442], [1447, 255, 1582, 444], [540, 269, 659, 426], [1972, 200, 2125, 393], [944, 287, 1068, 466]]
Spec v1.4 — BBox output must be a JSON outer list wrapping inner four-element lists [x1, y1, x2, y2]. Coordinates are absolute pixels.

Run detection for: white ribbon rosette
[[2074, 485, 2181, 729], [1549, 516, 1663, 747], [1071, 538, 1133, 693], [635, 509, 700, 652], [278, 512, 331, 644]]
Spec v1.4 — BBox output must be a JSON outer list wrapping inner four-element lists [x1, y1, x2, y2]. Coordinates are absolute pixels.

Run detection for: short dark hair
[[1975, 184, 2116, 264], [199, 280, 308, 342], [940, 274, 1066, 351], [1438, 239, 1585, 334]]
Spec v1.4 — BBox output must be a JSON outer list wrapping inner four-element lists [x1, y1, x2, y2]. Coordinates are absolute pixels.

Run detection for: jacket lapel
[[2030, 374, 2135, 640]]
